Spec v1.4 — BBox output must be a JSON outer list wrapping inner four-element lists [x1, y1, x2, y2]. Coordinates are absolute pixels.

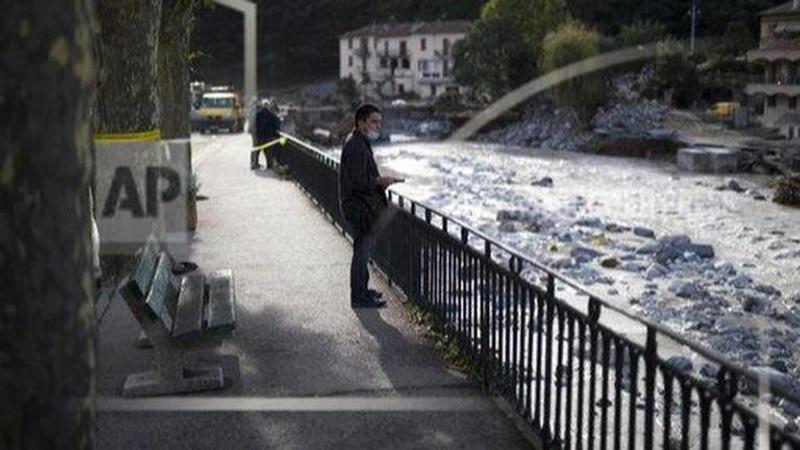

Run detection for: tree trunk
[[95, 0, 163, 133], [158, 0, 197, 140], [0, 1, 97, 449]]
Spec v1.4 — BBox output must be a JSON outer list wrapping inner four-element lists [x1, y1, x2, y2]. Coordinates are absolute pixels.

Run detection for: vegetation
[[618, 20, 668, 48], [453, 0, 569, 99], [333, 76, 359, 106], [646, 39, 703, 108], [539, 21, 606, 124]]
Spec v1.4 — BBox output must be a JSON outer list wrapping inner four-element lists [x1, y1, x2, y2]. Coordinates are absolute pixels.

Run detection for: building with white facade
[[746, 1, 800, 139], [339, 21, 471, 99]]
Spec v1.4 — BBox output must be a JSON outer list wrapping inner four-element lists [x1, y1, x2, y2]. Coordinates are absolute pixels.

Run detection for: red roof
[[760, 1, 800, 16], [340, 21, 472, 39]]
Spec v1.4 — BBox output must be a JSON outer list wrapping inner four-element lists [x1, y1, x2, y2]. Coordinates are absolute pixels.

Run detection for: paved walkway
[[95, 134, 536, 449]]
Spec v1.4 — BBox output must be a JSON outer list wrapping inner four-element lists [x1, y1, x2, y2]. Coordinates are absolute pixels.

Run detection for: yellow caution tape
[[252, 136, 287, 153], [94, 129, 162, 143]]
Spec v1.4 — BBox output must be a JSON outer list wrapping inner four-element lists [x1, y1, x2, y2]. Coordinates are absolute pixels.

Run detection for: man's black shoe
[[368, 289, 383, 300], [351, 296, 387, 308]]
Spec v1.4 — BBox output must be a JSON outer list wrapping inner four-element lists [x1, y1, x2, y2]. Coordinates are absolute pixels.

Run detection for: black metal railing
[[276, 132, 800, 449]]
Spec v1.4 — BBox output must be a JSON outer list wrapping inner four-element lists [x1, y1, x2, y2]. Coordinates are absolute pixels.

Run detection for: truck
[[192, 86, 245, 133]]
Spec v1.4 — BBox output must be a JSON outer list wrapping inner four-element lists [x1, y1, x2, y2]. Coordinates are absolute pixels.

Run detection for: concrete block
[[677, 147, 741, 174]]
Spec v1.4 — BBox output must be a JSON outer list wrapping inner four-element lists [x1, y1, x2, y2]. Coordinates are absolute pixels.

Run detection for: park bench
[[117, 239, 237, 397]]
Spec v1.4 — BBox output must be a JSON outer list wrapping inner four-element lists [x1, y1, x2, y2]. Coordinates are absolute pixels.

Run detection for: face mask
[[366, 130, 381, 142]]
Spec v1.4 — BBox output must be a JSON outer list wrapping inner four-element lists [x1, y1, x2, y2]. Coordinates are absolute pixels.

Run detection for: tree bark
[[158, 0, 197, 139], [0, 1, 97, 449], [95, 0, 163, 133]]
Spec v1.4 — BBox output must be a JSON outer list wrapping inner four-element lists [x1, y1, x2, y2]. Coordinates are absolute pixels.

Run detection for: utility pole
[[690, 0, 698, 54]]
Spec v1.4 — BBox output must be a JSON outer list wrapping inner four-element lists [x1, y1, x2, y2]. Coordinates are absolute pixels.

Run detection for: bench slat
[[171, 274, 206, 339], [205, 270, 236, 333], [145, 253, 177, 331], [129, 241, 160, 298]]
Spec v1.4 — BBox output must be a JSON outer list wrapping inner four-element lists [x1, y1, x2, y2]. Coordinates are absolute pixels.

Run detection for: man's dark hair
[[354, 103, 381, 127]]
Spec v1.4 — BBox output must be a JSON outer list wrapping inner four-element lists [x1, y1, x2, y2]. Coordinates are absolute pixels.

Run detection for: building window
[[400, 41, 407, 55], [380, 58, 388, 68], [384, 41, 389, 53], [443, 38, 450, 56], [348, 56, 353, 67], [768, 96, 777, 108], [443, 61, 449, 78], [418, 60, 429, 72], [401, 58, 410, 69], [360, 38, 367, 50], [790, 97, 798, 110], [348, 38, 352, 49], [421, 38, 427, 51], [398, 84, 405, 94]]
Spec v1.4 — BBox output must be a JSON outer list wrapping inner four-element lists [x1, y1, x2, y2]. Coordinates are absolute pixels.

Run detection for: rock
[[635, 242, 661, 255], [551, 257, 576, 270], [605, 223, 629, 233], [668, 280, 703, 298], [700, 363, 720, 378], [665, 355, 693, 373], [531, 176, 554, 187], [730, 274, 752, 289], [600, 256, 621, 268], [746, 367, 800, 398], [741, 291, 770, 313], [633, 227, 656, 239], [755, 284, 782, 297], [771, 360, 789, 373], [575, 217, 603, 228], [645, 283, 659, 289], [780, 399, 800, 418], [686, 243, 715, 259], [645, 264, 669, 280], [713, 261, 735, 275], [659, 234, 692, 247], [620, 261, 647, 272], [499, 221, 518, 233], [727, 179, 746, 193], [570, 245, 604, 263], [791, 291, 800, 304], [607, 288, 619, 296], [655, 247, 683, 264]]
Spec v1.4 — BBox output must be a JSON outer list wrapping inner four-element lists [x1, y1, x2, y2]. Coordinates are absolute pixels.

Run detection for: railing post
[[643, 327, 657, 449]]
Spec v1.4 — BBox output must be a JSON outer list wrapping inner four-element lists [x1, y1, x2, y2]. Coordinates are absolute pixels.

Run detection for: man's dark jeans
[[350, 232, 374, 302]]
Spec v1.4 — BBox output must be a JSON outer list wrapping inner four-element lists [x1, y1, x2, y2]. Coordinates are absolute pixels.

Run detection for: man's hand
[[376, 176, 404, 189]]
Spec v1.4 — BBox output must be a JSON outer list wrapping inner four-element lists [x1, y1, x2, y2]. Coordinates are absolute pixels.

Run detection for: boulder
[[645, 263, 669, 280], [665, 355, 693, 373], [633, 227, 656, 239], [668, 280, 703, 298], [600, 256, 621, 268]]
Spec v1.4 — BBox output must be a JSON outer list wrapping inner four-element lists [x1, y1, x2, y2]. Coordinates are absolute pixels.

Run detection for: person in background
[[255, 99, 282, 170], [338, 103, 403, 308]]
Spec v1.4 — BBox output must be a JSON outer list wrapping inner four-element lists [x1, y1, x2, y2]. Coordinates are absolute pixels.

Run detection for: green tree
[[648, 39, 702, 108], [619, 19, 668, 48], [2, 0, 96, 448], [334, 75, 360, 105], [715, 20, 756, 57], [539, 21, 606, 124], [453, 0, 569, 99], [452, 14, 532, 98]]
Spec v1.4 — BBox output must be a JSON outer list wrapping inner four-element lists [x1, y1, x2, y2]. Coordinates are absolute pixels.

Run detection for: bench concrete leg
[[135, 330, 152, 349], [121, 365, 224, 397], [121, 347, 224, 397]]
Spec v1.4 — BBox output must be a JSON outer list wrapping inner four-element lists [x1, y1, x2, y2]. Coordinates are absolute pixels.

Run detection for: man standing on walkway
[[251, 99, 282, 170], [338, 103, 402, 308]]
